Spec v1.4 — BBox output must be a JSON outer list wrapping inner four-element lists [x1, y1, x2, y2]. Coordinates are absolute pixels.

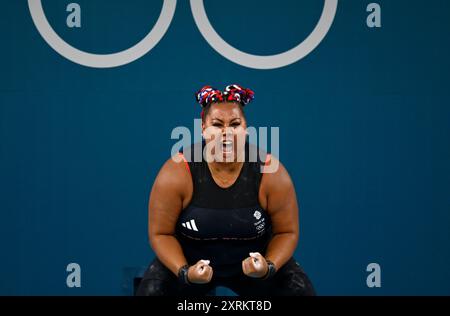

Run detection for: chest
[[176, 205, 271, 240]]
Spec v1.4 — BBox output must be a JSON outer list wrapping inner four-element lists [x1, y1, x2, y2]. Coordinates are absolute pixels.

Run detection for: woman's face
[[202, 102, 247, 162]]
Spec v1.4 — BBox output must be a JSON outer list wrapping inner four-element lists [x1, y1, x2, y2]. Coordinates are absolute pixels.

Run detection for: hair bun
[[223, 84, 255, 106], [195, 85, 224, 108]]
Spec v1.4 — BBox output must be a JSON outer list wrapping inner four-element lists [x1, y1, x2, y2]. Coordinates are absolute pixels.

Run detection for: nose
[[222, 127, 233, 137]]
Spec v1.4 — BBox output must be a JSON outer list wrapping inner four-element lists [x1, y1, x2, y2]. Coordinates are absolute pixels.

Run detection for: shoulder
[[153, 154, 193, 199], [259, 156, 299, 216], [247, 143, 291, 189], [260, 155, 295, 195]]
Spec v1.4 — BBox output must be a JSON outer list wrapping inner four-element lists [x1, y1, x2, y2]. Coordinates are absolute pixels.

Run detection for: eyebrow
[[211, 117, 241, 122]]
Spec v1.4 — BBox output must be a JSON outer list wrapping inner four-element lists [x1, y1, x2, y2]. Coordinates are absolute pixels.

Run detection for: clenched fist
[[242, 252, 269, 278], [187, 259, 213, 284]]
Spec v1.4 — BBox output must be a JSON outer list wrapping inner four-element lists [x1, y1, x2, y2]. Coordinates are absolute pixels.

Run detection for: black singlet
[[176, 140, 272, 277]]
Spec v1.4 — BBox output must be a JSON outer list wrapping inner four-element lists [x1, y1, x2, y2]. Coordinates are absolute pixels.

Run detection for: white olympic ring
[[28, 0, 338, 69]]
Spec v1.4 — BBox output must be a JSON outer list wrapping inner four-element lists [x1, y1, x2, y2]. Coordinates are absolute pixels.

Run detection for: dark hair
[[201, 101, 246, 123]]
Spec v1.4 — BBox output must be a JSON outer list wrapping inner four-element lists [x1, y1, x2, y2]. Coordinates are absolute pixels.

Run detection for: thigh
[[135, 258, 178, 296], [271, 258, 316, 296], [136, 258, 215, 296], [226, 258, 316, 296]]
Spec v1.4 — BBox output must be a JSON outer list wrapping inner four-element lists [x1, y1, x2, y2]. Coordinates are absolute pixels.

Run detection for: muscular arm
[[148, 156, 192, 276], [261, 157, 300, 271]]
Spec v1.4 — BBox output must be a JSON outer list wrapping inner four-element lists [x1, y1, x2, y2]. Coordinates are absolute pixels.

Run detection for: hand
[[242, 252, 269, 278], [187, 259, 213, 284]]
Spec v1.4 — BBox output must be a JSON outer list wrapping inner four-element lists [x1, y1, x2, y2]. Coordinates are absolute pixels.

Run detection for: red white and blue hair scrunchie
[[195, 84, 255, 118]]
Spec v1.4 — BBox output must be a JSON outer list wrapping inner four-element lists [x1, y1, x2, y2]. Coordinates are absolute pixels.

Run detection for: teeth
[[222, 140, 233, 153]]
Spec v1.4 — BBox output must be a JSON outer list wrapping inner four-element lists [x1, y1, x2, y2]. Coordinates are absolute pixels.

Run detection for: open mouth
[[222, 140, 233, 154]]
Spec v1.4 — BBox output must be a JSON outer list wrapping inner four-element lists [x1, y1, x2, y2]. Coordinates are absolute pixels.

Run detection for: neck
[[209, 160, 243, 173]]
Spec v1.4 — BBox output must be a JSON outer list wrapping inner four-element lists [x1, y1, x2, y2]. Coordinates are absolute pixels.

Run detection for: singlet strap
[[177, 152, 191, 176], [261, 153, 272, 174]]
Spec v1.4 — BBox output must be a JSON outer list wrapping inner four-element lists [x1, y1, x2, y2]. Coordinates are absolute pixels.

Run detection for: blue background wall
[[1, 0, 449, 295]]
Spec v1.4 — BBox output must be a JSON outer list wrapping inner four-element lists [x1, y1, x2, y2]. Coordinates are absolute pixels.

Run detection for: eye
[[212, 123, 222, 127], [231, 122, 241, 127]]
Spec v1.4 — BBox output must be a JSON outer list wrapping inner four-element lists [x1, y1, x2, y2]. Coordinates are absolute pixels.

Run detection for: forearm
[[264, 232, 298, 270], [150, 234, 187, 276]]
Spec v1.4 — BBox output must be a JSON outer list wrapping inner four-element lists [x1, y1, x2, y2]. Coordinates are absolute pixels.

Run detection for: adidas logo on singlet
[[181, 219, 199, 232]]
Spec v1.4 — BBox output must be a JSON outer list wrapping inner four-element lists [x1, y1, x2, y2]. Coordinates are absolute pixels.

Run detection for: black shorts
[[136, 257, 316, 296]]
